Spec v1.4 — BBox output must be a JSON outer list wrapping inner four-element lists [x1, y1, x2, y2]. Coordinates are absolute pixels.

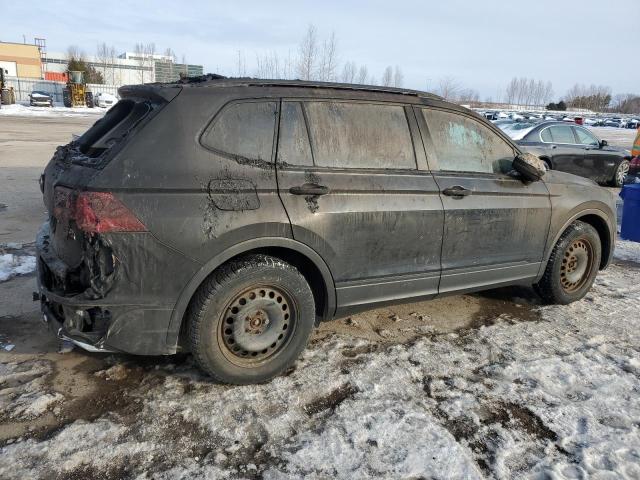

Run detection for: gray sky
[[5, 0, 638, 100]]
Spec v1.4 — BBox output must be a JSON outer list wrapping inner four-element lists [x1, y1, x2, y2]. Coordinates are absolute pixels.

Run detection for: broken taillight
[[75, 191, 146, 233], [53, 187, 146, 233]]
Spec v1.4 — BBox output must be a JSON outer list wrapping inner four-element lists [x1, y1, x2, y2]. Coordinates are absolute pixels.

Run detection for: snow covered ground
[[1, 240, 639, 479], [0, 103, 106, 118]]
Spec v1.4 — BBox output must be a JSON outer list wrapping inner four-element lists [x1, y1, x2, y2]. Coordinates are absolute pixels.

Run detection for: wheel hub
[[560, 238, 593, 292], [220, 286, 293, 362]]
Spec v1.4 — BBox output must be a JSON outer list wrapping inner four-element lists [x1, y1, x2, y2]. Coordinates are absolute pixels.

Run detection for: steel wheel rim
[[560, 238, 594, 293], [617, 162, 629, 185], [218, 285, 296, 366]]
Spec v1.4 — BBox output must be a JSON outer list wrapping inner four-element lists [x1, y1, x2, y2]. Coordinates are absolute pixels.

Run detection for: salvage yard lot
[[1, 114, 639, 479]]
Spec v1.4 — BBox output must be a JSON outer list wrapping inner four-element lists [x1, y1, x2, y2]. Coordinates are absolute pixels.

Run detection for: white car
[[94, 92, 118, 108]]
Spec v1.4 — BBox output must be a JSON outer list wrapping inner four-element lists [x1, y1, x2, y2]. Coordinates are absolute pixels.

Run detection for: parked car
[[29, 91, 54, 107], [603, 118, 627, 128], [36, 78, 616, 384], [626, 118, 640, 129], [514, 121, 632, 186], [94, 92, 118, 108]]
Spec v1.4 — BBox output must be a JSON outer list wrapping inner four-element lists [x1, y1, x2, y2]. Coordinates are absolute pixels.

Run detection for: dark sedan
[[501, 121, 631, 187], [29, 91, 54, 107]]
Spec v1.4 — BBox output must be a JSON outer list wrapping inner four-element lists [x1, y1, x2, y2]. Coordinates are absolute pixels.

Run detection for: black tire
[[610, 160, 629, 187], [535, 221, 601, 305], [541, 158, 552, 171], [62, 89, 71, 108], [188, 254, 315, 384], [85, 92, 94, 108]]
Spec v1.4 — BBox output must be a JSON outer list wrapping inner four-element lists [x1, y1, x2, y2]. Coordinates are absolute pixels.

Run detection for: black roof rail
[[173, 74, 443, 100]]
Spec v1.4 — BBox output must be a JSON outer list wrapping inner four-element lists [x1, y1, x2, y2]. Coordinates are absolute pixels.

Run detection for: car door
[[573, 126, 618, 184], [275, 99, 444, 315], [416, 106, 551, 294], [541, 125, 588, 177]]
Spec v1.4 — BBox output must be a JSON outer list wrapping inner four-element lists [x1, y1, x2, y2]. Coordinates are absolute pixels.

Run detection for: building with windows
[[154, 60, 203, 82], [1, 38, 204, 86], [0, 42, 42, 78]]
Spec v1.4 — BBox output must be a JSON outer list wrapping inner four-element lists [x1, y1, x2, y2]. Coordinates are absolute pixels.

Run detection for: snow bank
[[0, 103, 105, 118], [0, 254, 36, 282], [615, 239, 640, 263]]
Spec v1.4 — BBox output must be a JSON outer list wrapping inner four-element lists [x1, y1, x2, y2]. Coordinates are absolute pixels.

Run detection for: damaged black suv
[[36, 77, 616, 384]]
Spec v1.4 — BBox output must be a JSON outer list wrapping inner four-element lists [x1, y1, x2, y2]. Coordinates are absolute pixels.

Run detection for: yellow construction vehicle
[[62, 71, 93, 108], [0, 67, 16, 106]]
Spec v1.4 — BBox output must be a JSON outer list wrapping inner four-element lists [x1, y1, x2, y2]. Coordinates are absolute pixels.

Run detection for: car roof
[[156, 74, 444, 101]]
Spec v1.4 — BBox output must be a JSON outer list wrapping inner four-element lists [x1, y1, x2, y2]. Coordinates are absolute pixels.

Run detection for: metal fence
[[4, 76, 120, 103]]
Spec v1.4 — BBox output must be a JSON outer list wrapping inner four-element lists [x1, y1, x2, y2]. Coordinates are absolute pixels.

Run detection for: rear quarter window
[[201, 101, 277, 163], [304, 101, 416, 169]]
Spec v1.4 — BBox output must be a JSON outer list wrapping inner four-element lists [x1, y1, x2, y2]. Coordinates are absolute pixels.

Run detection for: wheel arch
[[166, 237, 337, 352], [543, 209, 614, 274]]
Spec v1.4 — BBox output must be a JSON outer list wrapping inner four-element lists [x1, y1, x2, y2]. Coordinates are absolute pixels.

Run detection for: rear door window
[[548, 125, 576, 144], [422, 109, 514, 174], [277, 101, 313, 166], [304, 101, 416, 169], [202, 101, 277, 163]]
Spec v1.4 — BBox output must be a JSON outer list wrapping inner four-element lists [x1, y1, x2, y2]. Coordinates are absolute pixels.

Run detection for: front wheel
[[535, 221, 601, 305], [611, 160, 629, 187], [188, 254, 315, 384]]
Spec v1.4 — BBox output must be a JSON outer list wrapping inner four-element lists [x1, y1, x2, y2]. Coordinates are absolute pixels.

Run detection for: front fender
[[539, 205, 615, 279]]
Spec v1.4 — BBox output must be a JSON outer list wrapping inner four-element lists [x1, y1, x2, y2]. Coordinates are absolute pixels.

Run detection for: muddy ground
[[1, 115, 639, 479]]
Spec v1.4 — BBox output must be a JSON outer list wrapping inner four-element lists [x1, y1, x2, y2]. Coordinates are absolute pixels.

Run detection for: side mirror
[[513, 153, 545, 182], [599, 139, 608, 148]]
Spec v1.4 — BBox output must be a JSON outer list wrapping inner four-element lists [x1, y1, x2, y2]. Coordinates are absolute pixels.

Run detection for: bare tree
[[458, 88, 480, 104], [296, 24, 318, 80], [434, 76, 461, 101], [236, 50, 247, 77], [356, 65, 368, 84], [96, 43, 111, 82], [144, 43, 156, 82], [505, 76, 554, 107], [341, 61, 357, 83], [133, 43, 146, 83], [67, 45, 84, 60], [181, 54, 188, 79], [318, 31, 338, 81], [255, 51, 282, 78], [381, 66, 393, 87], [393, 66, 403, 88]]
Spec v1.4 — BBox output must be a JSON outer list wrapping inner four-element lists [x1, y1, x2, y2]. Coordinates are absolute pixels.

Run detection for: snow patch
[[0, 360, 61, 420], [614, 238, 640, 263], [0, 103, 105, 118], [0, 254, 36, 282]]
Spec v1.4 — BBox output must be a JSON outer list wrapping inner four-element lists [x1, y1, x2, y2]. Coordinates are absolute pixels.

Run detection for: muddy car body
[[36, 77, 616, 383]]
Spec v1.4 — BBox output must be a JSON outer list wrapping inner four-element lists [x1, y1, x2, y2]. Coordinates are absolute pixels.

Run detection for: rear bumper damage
[[35, 221, 199, 355]]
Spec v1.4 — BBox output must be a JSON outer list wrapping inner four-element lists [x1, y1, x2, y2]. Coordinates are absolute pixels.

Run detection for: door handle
[[550, 145, 558, 149], [442, 186, 471, 198], [289, 183, 330, 196]]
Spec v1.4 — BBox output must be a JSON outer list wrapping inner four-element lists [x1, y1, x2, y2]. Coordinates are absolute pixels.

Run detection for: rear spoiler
[[118, 84, 182, 103]]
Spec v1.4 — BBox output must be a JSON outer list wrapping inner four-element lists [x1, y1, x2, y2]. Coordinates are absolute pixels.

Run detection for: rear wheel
[[535, 221, 601, 304], [611, 160, 629, 187], [188, 254, 315, 384]]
